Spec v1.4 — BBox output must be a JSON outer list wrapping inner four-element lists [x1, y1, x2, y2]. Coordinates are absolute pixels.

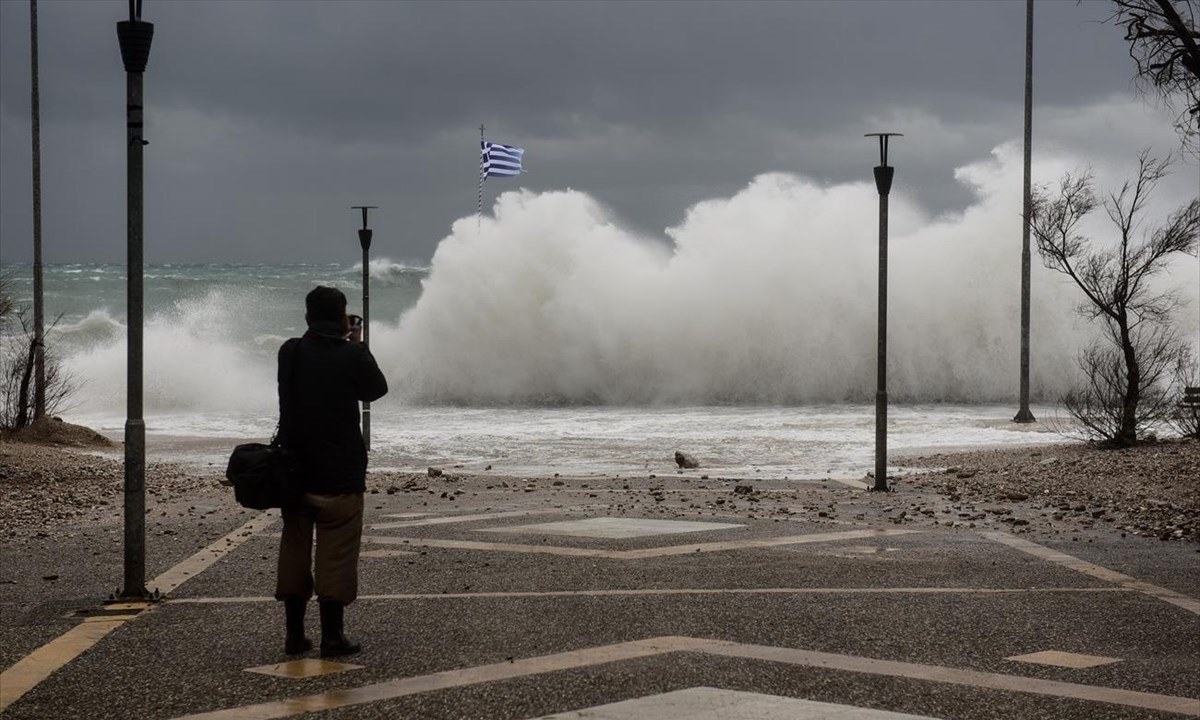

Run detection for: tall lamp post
[[352, 206, 376, 451], [31, 0, 45, 421], [1014, 0, 1037, 423], [865, 132, 901, 493], [116, 0, 154, 599]]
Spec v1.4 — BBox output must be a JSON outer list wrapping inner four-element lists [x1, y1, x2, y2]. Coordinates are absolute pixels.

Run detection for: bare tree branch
[[1108, 0, 1200, 147], [1033, 151, 1197, 445], [0, 276, 80, 431]]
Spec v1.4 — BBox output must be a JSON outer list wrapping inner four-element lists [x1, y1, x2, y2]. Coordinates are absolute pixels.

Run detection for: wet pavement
[[1, 473, 1197, 719]]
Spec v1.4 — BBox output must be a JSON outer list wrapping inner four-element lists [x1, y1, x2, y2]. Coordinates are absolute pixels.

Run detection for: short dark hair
[[306, 286, 347, 323]]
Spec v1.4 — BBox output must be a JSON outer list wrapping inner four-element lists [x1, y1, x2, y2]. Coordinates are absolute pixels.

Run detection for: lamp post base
[[108, 588, 162, 603], [1013, 408, 1037, 423]]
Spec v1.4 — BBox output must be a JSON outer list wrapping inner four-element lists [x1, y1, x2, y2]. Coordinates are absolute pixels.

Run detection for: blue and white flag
[[481, 141, 525, 178]]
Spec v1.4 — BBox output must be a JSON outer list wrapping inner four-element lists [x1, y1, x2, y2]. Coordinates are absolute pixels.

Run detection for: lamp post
[[31, 0, 45, 421], [116, 0, 153, 599], [1014, 0, 1037, 423], [351, 206, 376, 451], [865, 132, 901, 493]]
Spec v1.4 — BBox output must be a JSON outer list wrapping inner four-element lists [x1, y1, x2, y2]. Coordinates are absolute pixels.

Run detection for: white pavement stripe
[[360, 549, 417, 558], [697, 639, 1200, 717], [370, 509, 565, 530], [166, 636, 1200, 720], [620, 528, 919, 559], [168, 637, 697, 720], [1006, 650, 1120, 669], [362, 528, 920, 559], [364, 536, 607, 557], [536, 687, 942, 719], [167, 586, 1136, 605], [981, 531, 1200, 615], [0, 511, 277, 711]]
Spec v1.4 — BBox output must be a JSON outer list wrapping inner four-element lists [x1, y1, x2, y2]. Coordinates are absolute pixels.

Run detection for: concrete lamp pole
[[865, 133, 901, 493], [352, 206, 377, 451], [116, 0, 154, 600], [31, 0, 45, 422]]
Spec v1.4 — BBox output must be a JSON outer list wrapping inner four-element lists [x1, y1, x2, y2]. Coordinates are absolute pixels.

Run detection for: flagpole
[[477, 130, 524, 227], [477, 124, 485, 224]]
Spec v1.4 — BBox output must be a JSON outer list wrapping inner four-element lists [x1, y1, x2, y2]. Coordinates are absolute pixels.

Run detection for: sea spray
[[387, 153, 1026, 402], [383, 143, 1196, 404], [63, 288, 278, 416], [51, 309, 125, 346], [42, 262, 428, 419], [37, 144, 1200, 416], [345, 259, 430, 287]]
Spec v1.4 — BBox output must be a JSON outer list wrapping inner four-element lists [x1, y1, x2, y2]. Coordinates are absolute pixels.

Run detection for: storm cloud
[[0, 0, 1191, 264]]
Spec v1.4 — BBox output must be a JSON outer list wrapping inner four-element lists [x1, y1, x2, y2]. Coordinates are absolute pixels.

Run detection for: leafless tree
[[1061, 327, 1187, 442], [0, 275, 79, 432], [1031, 150, 1199, 446], [1107, 0, 1200, 146]]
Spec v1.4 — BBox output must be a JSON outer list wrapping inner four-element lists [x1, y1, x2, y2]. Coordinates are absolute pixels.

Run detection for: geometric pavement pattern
[[3, 507, 1198, 719], [166, 636, 1199, 719], [534, 687, 944, 719]]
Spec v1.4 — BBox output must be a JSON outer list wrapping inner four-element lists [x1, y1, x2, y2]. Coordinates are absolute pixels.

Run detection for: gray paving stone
[[477, 517, 744, 539]]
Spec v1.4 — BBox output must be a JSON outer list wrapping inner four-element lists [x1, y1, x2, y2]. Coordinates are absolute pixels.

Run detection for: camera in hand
[[349, 314, 363, 330]]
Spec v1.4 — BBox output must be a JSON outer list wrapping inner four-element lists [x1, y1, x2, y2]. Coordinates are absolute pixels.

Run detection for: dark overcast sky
[[0, 0, 1191, 265]]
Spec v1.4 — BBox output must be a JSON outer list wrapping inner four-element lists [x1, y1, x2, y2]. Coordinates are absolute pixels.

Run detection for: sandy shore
[[3, 419, 1196, 543]]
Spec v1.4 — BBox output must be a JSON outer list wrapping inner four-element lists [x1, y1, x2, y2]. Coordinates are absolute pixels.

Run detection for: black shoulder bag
[[224, 340, 303, 510]]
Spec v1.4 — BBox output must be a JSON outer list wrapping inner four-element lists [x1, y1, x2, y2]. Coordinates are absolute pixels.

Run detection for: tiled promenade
[[2, 477, 1197, 719]]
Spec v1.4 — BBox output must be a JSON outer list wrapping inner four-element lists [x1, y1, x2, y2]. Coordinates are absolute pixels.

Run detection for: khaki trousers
[[276, 492, 363, 605]]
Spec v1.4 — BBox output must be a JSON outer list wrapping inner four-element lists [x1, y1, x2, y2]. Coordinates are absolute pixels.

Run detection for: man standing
[[276, 286, 388, 657]]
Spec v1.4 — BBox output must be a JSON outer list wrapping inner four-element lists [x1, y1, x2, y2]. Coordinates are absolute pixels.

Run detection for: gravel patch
[[897, 438, 1199, 542], [1, 422, 226, 538]]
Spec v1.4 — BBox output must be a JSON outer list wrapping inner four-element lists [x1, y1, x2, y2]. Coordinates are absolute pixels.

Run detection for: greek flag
[[481, 141, 524, 178]]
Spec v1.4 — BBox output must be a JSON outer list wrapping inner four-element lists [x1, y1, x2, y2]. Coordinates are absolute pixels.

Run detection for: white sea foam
[[345, 258, 430, 286], [67, 402, 1066, 478], [361, 403, 1068, 477], [54, 143, 1199, 421], [64, 288, 277, 416], [384, 142, 1200, 404], [50, 309, 125, 347]]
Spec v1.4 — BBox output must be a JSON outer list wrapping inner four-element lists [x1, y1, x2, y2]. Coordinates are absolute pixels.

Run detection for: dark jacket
[[278, 320, 388, 494]]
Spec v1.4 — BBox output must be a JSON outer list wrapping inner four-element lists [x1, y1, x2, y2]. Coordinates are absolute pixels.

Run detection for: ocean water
[[0, 261, 1073, 478], [3, 168, 1196, 477]]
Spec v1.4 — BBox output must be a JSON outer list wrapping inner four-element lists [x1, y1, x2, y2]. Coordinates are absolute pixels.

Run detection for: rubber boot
[[319, 600, 361, 658], [283, 597, 312, 654]]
